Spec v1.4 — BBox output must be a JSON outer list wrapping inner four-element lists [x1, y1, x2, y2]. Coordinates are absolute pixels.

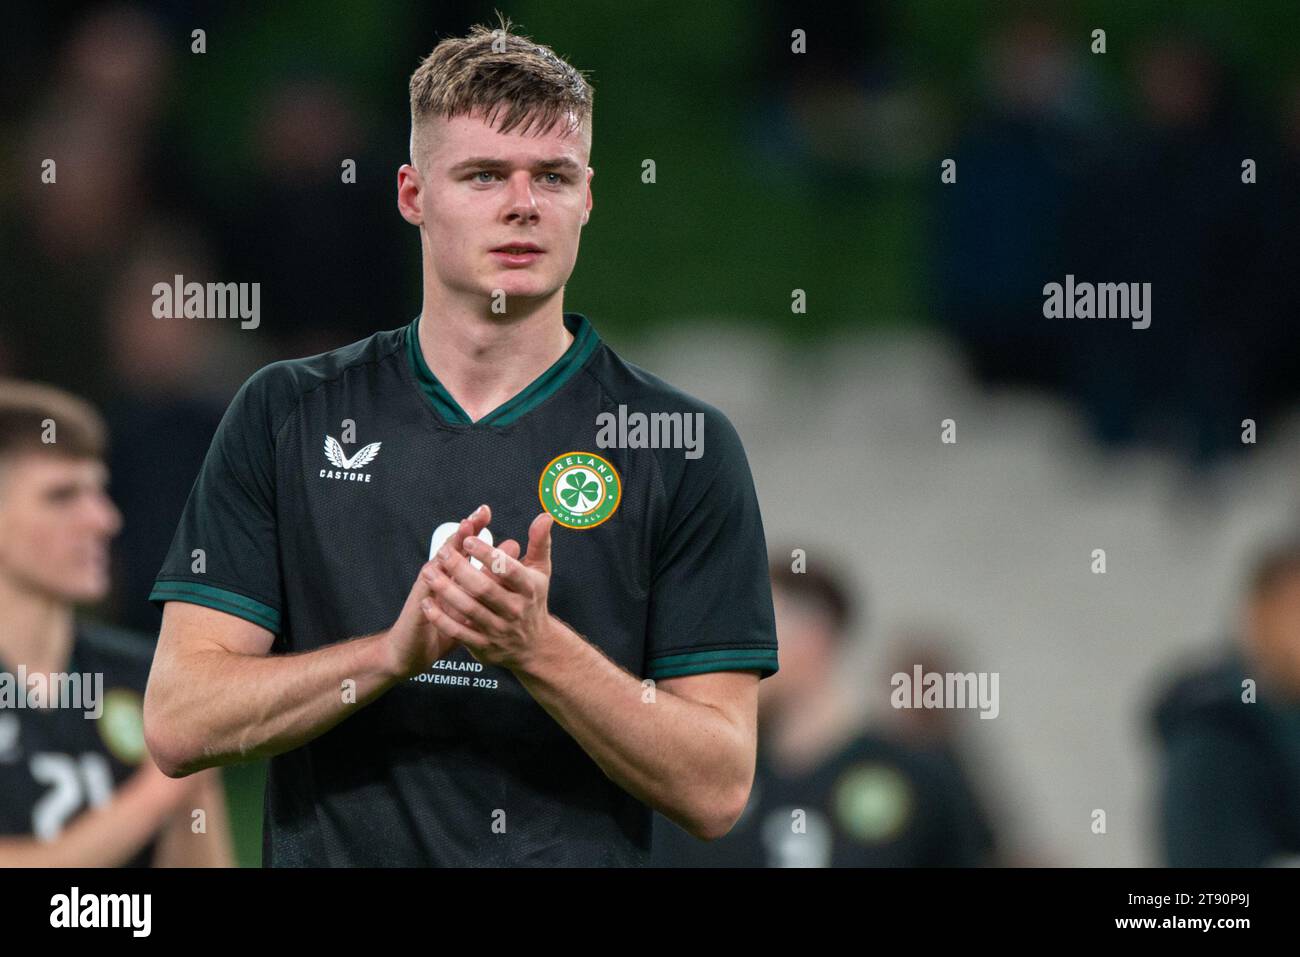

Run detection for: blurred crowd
[[749, 6, 1300, 468], [2, 3, 478, 631], [6, 4, 1299, 626]]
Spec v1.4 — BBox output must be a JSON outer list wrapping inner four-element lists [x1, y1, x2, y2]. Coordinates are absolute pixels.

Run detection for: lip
[[490, 246, 544, 266]]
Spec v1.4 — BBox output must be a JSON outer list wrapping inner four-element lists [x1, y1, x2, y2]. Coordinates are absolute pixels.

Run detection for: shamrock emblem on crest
[[560, 470, 601, 509]]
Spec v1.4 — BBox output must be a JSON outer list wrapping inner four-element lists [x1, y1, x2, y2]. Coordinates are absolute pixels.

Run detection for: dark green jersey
[[151, 313, 778, 866], [0, 623, 155, 867]]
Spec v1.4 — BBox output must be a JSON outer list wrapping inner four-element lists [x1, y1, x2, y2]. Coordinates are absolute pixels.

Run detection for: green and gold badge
[[538, 452, 621, 529], [97, 689, 147, 765], [834, 763, 914, 844]]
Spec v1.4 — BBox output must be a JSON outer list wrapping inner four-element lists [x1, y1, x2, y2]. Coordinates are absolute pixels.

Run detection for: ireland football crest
[[538, 452, 621, 529]]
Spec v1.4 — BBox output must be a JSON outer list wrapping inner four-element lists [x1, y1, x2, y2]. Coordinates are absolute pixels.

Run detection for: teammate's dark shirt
[[1153, 646, 1300, 866], [651, 729, 995, 866], [152, 313, 779, 866], [0, 623, 156, 867]]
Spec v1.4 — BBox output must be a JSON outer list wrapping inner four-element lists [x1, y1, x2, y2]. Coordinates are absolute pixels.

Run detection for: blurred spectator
[[932, 15, 1095, 394], [1153, 536, 1300, 866], [1065, 34, 1258, 468], [883, 634, 1016, 861], [1243, 76, 1300, 428], [101, 221, 231, 633], [0, 377, 233, 865], [652, 552, 996, 866], [0, 4, 174, 403], [220, 77, 408, 358]]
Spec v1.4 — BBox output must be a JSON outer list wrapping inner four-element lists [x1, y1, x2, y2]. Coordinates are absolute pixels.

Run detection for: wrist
[[373, 629, 409, 684], [515, 615, 574, 677]]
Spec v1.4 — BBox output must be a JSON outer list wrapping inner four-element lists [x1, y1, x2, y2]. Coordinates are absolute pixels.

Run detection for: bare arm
[[0, 760, 199, 867], [424, 511, 760, 840], [143, 512, 491, 774], [515, 626, 759, 841], [144, 513, 488, 778], [151, 768, 236, 867]]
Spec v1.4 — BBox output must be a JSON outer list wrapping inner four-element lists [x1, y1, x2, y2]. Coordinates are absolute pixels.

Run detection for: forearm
[[152, 771, 236, 867], [513, 620, 750, 839], [147, 631, 399, 776], [0, 778, 175, 867]]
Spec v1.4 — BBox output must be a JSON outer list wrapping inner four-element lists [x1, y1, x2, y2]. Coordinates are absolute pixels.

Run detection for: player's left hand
[[420, 508, 560, 672]]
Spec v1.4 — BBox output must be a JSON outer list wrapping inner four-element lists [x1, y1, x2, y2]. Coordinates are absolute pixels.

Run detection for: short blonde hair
[[408, 14, 594, 163], [0, 378, 107, 462]]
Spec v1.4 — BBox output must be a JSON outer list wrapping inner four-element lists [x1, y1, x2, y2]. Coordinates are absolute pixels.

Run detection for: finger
[[497, 539, 522, 561], [447, 504, 491, 555], [431, 546, 517, 618], [523, 512, 554, 575], [418, 562, 472, 628], [423, 592, 473, 630], [467, 536, 533, 594], [412, 560, 439, 597], [420, 597, 459, 633], [427, 567, 510, 635], [422, 599, 487, 649]]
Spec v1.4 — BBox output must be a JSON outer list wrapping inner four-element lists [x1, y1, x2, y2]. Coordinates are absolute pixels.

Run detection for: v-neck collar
[[406, 312, 600, 427]]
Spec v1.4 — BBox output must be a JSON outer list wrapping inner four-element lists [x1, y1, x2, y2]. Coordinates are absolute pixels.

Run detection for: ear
[[397, 164, 424, 225]]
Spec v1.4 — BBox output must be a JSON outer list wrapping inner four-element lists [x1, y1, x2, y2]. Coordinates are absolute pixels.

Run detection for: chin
[[492, 285, 551, 304], [53, 573, 110, 605]]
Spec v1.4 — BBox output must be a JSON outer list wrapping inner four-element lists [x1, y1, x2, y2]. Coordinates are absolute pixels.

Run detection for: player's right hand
[[384, 504, 500, 679]]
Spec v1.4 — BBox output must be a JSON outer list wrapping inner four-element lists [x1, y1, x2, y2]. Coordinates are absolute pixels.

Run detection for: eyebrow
[[448, 157, 584, 175]]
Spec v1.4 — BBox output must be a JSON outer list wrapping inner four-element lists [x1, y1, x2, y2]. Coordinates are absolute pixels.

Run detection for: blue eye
[[474, 171, 496, 183]]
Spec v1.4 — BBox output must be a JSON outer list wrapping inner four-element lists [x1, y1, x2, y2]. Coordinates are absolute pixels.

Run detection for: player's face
[[0, 453, 121, 603], [760, 588, 835, 712], [402, 106, 593, 307], [1245, 574, 1300, 694]]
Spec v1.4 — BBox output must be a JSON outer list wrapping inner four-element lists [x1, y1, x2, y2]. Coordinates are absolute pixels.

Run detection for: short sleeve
[[148, 366, 288, 634], [644, 411, 778, 680]]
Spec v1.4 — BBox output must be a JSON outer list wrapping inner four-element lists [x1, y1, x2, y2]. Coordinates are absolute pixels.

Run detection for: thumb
[[523, 512, 554, 574]]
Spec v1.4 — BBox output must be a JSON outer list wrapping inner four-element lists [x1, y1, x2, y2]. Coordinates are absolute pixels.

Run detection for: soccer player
[[144, 19, 778, 866], [653, 555, 996, 866], [1153, 536, 1300, 866], [0, 380, 233, 866]]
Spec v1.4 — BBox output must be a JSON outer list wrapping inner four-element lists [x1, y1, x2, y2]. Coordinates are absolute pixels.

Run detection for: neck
[[417, 285, 574, 423], [0, 574, 76, 676]]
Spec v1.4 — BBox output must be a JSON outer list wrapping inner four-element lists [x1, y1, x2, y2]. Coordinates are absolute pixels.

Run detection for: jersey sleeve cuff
[[646, 647, 778, 680], [149, 580, 281, 634]]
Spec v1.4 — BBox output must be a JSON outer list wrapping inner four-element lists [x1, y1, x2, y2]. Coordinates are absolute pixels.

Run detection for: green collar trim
[[406, 313, 600, 427]]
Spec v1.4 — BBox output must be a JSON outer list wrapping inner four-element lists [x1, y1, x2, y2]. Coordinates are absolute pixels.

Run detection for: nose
[[88, 492, 123, 538], [503, 171, 540, 224]]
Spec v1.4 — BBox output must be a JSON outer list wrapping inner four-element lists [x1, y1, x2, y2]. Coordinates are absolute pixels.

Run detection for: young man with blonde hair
[[146, 19, 777, 866], [0, 379, 232, 866]]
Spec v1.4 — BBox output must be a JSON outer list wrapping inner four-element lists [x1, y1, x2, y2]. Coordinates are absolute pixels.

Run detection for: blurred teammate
[[653, 554, 995, 866], [1153, 537, 1300, 866], [144, 17, 776, 866], [0, 380, 232, 866]]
